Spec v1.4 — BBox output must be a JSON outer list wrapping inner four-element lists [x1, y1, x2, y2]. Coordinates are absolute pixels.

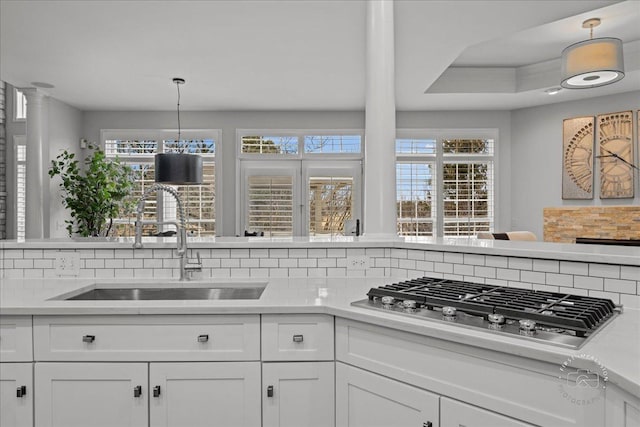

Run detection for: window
[[15, 136, 26, 241], [396, 131, 495, 238], [103, 130, 219, 237], [14, 88, 26, 121], [238, 130, 362, 237]]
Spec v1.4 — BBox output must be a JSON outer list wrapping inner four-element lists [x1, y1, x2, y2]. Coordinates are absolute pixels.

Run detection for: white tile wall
[[1, 247, 638, 307]]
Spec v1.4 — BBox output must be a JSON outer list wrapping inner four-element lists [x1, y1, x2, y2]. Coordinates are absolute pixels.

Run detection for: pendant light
[[155, 78, 203, 185], [561, 18, 625, 89]]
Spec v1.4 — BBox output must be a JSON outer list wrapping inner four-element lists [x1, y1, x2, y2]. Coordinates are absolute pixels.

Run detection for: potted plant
[[49, 144, 134, 237]]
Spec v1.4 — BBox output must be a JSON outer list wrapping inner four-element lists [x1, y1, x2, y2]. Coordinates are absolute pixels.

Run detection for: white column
[[23, 89, 47, 239], [363, 0, 397, 238]]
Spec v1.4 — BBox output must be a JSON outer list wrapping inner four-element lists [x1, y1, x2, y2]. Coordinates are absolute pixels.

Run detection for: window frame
[[13, 88, 27, 122], [101, 129, 222, 236], [236, 129, 364, 236], [396, 129, 498, 238]]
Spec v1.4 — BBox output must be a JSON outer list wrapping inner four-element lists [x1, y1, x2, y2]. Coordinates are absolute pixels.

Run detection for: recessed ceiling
[[1, 0, 638, 112]]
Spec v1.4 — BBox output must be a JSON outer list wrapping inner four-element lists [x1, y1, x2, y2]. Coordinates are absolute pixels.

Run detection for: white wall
[[511, 91, 640, 239], [47, 97, 83, 238]]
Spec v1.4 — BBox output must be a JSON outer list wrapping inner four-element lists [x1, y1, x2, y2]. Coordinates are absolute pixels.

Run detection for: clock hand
[[597, 148, 639, 171]]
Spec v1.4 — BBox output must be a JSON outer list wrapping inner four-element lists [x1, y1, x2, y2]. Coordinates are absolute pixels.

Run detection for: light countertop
[[1, 276, 638, 399], [2, 236, 639, 265]]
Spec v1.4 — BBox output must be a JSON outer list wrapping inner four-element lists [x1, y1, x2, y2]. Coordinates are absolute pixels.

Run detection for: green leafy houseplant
[[49, 145, 134, 237]]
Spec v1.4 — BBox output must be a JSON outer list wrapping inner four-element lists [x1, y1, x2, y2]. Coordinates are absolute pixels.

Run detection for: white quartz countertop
[[2, 236, 639, 265], [1, 276, 638, 398]]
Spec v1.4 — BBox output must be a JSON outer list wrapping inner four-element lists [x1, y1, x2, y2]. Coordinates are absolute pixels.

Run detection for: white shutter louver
[[247, 176, 293, 236]]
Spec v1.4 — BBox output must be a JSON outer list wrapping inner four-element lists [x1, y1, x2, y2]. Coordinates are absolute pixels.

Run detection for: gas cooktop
[[351, 277, 621, 349]]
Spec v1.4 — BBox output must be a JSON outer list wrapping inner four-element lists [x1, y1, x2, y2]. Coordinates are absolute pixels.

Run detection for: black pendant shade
[[155, 153, 203, 185]]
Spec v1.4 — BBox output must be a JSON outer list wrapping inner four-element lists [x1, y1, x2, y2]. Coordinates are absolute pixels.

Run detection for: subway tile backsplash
[[1, 246, 638, 307]]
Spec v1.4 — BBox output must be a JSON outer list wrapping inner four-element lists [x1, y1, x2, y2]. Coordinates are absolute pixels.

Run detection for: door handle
[[134, 385, 142, 398], [197, 334, 209, 343], [267, 385, 274, 398], [153, 386, 161, 397], [292, 334, 304, 343], [16, 386, 27, 398], [82, 335, 95, 343]]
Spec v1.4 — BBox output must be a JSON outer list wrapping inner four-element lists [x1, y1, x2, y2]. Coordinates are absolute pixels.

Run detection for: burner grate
[[366, 278, 617, 336]]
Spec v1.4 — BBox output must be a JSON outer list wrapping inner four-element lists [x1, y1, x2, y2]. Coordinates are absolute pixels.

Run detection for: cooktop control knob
[[402, 300, 417, 312], [519, 319, 537, 336], [381, 296, 395, 308], [488, 313, 506, 329], [442, 306, 457, 321]]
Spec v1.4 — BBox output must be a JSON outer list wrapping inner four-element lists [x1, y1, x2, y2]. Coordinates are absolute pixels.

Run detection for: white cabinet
[[263, 361, 334, 427], [0, 316, 33, 362], [606, 384, 640, 427], [149, 362, 261, 427], [34, 362, 148, 427], [262, 314, 334, 361], [0, 363, 33, 427], [441, 397, 534, 427], [336, 362, 439, 427]]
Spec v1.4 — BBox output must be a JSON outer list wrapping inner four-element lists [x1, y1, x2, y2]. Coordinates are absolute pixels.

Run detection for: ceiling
[[1, 0, 639, 112]]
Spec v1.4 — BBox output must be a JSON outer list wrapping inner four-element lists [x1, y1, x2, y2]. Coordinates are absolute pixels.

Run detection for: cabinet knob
[[267, 385, 274, 398], [423, 422, 433, 427], [82, 335, 96, 343], [16, 386, 27, 398], [133, 385, 142, 398], [197, 334, 209, 343], [153, 386, 161, 397], [292, 334, 304, 343]]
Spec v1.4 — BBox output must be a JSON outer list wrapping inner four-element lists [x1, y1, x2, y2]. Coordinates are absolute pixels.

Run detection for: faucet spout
[[133, 183, 201, 280]]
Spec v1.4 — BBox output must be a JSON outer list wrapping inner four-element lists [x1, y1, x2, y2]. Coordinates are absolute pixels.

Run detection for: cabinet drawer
[[34, 315, 260, 361], [336, 318, 604, 427], [262, 314, 334, 361], [441, 397, 534, 427], [0, 316, 33, 361]]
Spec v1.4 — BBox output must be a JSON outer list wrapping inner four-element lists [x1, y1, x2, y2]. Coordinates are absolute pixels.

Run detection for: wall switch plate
[[55, 253, 80, 276], [346, 255, 369, 270]]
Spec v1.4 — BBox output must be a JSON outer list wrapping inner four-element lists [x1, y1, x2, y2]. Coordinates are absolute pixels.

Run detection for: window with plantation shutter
[[396, 131, 495, 238], [247, 175, 294, 237], [238, 130, 363, 236], [15, 136, 26, 241], [103, 130, 219, 237]]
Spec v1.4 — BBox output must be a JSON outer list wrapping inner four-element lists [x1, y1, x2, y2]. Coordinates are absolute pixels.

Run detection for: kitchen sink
[[52, 282, 267, 301]]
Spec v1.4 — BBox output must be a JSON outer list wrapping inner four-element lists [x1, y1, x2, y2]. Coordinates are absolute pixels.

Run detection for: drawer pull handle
[[423, 422, 432, 427], [197, 334, 209, 343], [153, 386, 161, 397], [292, 334, 304, 343], [267, 385, 274, 398], [82, 335, 95, 343], [133, 386, 142, 398], [16, 386, 27, 398]]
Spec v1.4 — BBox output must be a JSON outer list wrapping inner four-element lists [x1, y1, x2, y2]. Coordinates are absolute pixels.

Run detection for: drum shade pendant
[[561, 18, 624, 89], [154, 78, 203, 185]]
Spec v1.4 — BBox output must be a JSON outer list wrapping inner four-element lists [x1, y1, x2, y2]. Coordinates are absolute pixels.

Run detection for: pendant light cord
[[176, 80, 182, 146]]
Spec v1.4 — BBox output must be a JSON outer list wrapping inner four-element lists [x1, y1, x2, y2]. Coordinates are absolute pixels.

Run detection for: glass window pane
[[308, 176, 353, 236], [247, 176, 293, 237], [105, 140, 158, 157], [442, 138, 494, 155], [396, 138, 436, 155], [396, 162, 435, 237], [304, 135, 361, 154], [241, 136, 298, 154]]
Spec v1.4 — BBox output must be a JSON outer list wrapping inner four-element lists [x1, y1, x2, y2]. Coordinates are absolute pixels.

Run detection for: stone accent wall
[[543, 206, 640, 243], [0, 81, 6, 239]]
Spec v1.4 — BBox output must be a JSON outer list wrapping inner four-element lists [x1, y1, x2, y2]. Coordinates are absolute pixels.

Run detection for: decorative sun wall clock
[[598, 111, 634, 199], [562, 116, 595, 199]]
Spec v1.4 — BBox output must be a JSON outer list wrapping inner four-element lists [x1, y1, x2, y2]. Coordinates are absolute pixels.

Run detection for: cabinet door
[[336, 362, 439, 427], [441, 397, 534, 427], [0, 363, 33, 427], [35, 362, 147, 427], [263, 361, 335, 427], [149, 362, 261, 427]]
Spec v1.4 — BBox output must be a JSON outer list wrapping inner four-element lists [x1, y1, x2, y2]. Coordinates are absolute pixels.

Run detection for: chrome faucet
[[133, 183, 202, 280]]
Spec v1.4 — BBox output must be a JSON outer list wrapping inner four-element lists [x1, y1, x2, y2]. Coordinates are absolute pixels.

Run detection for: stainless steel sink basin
[[54, 282, 267, 301]]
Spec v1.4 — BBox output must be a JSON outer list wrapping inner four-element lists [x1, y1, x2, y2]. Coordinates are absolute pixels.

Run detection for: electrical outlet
[[55, 253, 80, 276], [346, 255, 370, 270]]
